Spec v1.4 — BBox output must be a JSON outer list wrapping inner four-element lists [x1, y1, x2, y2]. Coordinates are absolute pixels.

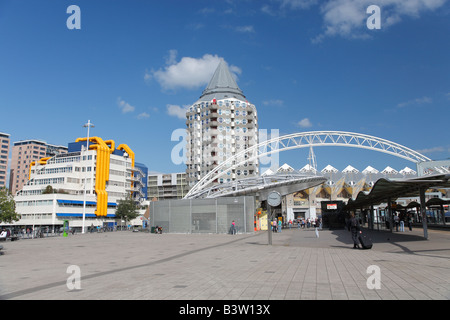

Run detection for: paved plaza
[[0, 226, 449, 300]]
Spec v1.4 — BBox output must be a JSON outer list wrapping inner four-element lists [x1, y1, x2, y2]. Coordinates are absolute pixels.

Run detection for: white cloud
[[269, 0, 448, 42], [167, 104, 188, 120], [164, 49, 178, 65], [397, 96, 432, 108], [262, 99, 284, 107], [261, 5, 276, 15], [117, 98, 135, 113], [317, 0, 369, 40], [297, 118, 313, 128], [229, 65, 242, 77], [279, 0, 318, 9], [234, 25, 255, 33], [199, 7, 215, 15], [148, 52, 242, 91], [137, 112, 150, 120], [416, 146, 445, 154], [319, 0, 448, 40]]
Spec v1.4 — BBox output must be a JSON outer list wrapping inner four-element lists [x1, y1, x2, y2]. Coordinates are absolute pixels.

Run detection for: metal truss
[[185, 130, 441, 199], [187, 172, 327, 199]]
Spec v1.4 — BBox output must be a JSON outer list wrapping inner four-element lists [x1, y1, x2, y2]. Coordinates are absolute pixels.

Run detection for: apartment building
[[147, 172, 188, 201], [0, 132, 10, 188], [186, 59, 259, 187], [9, 139, 68, 195]]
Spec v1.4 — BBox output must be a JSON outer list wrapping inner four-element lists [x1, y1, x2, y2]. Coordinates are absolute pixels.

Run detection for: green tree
[[0, 187, 20, 224], [115, 196, 139, 226], [42, 185, 55, 194]]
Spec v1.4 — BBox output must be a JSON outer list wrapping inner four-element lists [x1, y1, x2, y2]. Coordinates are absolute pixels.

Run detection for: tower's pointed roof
[[198, 59, 246, 102]]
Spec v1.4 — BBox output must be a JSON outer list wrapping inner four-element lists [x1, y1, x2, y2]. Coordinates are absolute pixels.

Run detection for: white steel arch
[[185, 131, 435, 199]]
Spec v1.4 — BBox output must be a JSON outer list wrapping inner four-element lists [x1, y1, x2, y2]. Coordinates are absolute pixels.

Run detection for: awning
[[345, 174, 450, 210], [56, 213, 116, 218], [425, 198, 450, 207], [57, 199, 117, 206]]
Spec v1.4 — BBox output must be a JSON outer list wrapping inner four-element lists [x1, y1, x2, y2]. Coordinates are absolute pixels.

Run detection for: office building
[[6, 137, 147, 231]]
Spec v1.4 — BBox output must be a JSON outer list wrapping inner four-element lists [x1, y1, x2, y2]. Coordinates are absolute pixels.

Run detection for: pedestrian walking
[[230, 220, 236, 235], [408, 214, 413, 231], [394, 214, 399, 231], [347, 213, 361, 249], [399, 216, 405, 232]]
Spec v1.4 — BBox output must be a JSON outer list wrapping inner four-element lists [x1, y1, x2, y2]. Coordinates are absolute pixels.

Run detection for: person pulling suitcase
[[347, 213, 361, 249], [358, 232, 373, 249]]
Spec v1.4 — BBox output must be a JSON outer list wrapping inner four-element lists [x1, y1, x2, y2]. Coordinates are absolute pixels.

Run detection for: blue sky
[[0, 0, 449, 175]]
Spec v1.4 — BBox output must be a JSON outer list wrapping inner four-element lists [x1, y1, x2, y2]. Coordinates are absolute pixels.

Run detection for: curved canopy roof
[[185, 172, 327, 200], [345, 174, 450, 209], [425, 197, 450, 206]]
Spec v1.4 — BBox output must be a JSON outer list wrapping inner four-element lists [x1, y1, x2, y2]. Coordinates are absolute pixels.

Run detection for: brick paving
[[0, 226, 449, 300]]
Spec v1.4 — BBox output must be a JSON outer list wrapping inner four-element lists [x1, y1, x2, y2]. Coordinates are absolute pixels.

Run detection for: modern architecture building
[[0, 132, 10, 188], [186, 59, 259, 188], [147, 172, 188, 201], [9, 139, 68, 195], [266, 163, 447, 223], [5, 137, 147, 231]]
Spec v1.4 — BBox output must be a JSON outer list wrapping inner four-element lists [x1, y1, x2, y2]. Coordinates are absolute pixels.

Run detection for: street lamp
[[82, 120, 94, 234]]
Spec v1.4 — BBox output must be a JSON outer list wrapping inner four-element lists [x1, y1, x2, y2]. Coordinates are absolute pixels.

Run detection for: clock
[[267, 191, 281, 207]]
